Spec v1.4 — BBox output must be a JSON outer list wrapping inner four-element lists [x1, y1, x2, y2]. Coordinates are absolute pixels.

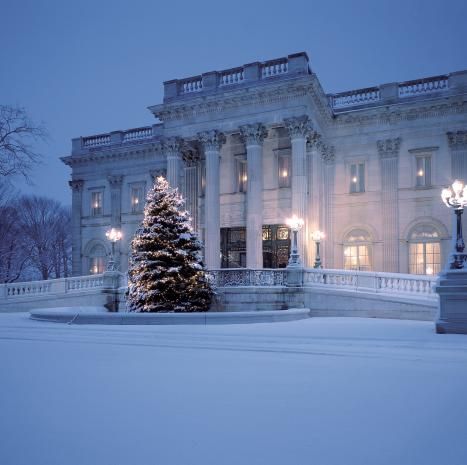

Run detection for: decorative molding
[[239, 123, 268, 146], [69, 179, 84, 192], [197, 130, 226, 151], [107, 175, 124, 188], [377, 138, 401, 159], [284, 115, 313, 139], [321, 145, 335, 164], [408, 146, 439, 154], [162, 136, 183, 156], [306, 131, 322, 151], [447, 130, 467, 149]]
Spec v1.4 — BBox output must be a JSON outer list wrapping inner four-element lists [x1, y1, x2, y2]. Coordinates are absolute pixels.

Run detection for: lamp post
[[105, 227, 123, 271], [286, 215, 304, 267], [311, 230, 325, 269], [441, 179, 467, 269]]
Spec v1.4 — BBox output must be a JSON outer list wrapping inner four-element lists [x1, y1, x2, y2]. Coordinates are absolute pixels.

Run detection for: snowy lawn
[[1, 314, 467, 465]]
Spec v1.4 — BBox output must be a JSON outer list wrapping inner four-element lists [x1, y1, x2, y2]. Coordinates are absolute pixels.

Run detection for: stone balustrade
[[122, 126, 153, 142], [330, 87, 381, 109], [303, 268, 436, 299], [398, 75, 449, 98], [220, 67, 245, 86], [180, 76, 203, 94], [82, 134, 111, 148], [261, 58, 288, 78], [208, 268, 287, 287]]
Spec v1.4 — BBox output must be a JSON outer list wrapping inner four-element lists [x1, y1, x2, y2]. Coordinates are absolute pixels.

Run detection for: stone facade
[[61, 52, 467, 276]]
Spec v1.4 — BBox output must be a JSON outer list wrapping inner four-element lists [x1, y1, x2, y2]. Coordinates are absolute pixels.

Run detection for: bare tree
[[0, 105, 48, 182]]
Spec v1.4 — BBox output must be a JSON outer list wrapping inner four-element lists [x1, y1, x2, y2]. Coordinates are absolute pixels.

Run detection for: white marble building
[[61, 52, 467, 276]]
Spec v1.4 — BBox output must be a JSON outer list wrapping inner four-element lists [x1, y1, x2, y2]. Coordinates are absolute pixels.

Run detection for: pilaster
[[240, 123, 268, 269], [447, 131, 467, 180], [320, 144, 336, 268], [285, 116, 313, 265], [377, 137, 401, 272], [198, 130, 226, 269], [69, 180, 84, 276]]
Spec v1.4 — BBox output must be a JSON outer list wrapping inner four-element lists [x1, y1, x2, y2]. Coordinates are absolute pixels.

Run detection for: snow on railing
[[303, 269, 437, 298], [0, 274, 107, 299], [398, 75, 448, 98], [208, 268, 286, 287], [82, 134, 111, 148], [123, 126, 153, 142], [330, 87, 381, 109]]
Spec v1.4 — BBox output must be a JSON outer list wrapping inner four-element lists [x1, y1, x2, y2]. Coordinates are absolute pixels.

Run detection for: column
[[69, 180, 84, 276], [320, 144, 336, 268], [240, 123, 268, 269], [198, 130, 226, 269], [448, 131, 467, 180], [107, 175, 124, 268], [285, 116, 312, 264], [163, 137, 183, 189], [378, 137, 401, 272]]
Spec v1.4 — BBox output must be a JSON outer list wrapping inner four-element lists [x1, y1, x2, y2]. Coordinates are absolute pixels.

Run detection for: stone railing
[[162, 52, 310, 100], [123, 126, 153, 142], [330, 87, 381, 109], [398, 75, 449, 98], [303, 268, 436, 299], [0, 274, 108, 300], [208, 268, 287, 287], [219, 67, 245, 86], [180, 76, 203, 94], [82, 134, 111, 148]]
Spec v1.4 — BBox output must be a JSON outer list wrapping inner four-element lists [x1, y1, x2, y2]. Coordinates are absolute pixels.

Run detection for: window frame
[[343, 228, 372, 271], [278, 154, 291, 188], [408, 224, 441, 275], [90, 190, 104, 217], [349, 162, 365, 194], [129, 183, 146, 214]]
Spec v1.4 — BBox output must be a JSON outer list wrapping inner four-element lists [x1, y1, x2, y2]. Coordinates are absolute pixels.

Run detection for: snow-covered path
[[1, 314, 466, 465]]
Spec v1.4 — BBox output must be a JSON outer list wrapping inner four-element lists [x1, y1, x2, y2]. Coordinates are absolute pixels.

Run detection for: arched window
[[89, 244, 106, 274], [343, 229, 372, 271], [408, 225, 441, 275]]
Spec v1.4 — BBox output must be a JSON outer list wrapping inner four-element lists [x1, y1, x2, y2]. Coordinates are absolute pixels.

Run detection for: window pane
[[350, 164, 357, 193], [238, 160, 247, 192], [278, 156, 291, 188], [358, 163, 365, 192], [91, 192, 102, 216], [409, 241, 440, 275], [425, 157, 431, 186], [131, 187, 144, 212]]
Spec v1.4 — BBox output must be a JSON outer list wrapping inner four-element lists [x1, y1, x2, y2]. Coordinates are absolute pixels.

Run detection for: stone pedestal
[[436, 270, 467, 334], [286, 266, 304, 287]]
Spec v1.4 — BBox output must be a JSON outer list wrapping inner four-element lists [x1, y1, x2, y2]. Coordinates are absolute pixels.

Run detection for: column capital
[[150, 169, 167, 181], [447, 130, 467, 149], [239, 123, 268, 146], [284, 115, 313, 139], [163, 136, 183, 156], [69, 179, 84, 192], [107, 175, 124, 187], [377, 137, 401, 159], [197, 130, 226, 151], [306, 131, 322, 151], [320, 144, 335, 165]]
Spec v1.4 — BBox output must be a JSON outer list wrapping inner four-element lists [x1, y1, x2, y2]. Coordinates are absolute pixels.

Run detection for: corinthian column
[[69, 179, 84, 276], [198, 130, 226, 269], [320, 144, 335, 268], [378, 137, 401, 272], [240, 123, 268, 269], [163, 137, 183, 189], [285, 116, 312, 264]]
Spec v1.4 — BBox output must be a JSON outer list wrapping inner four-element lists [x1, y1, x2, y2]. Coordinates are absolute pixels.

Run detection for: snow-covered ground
[[1, 313, 467, 465]]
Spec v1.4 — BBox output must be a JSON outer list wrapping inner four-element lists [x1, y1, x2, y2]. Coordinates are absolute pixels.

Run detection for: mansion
[[61, 52, 467, 276]]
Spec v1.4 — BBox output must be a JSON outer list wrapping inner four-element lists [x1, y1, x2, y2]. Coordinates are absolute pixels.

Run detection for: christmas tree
[[128, 176, 213, 312]]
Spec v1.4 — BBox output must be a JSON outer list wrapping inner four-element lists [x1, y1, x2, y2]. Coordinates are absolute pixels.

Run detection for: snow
[[1, 314, 467, 465]]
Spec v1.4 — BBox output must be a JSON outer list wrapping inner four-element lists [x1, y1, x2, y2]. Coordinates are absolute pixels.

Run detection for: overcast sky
[[1, 0, 466, 205]]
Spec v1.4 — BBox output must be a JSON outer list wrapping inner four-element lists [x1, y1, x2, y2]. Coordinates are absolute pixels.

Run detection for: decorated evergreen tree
[[128, 176, 213, 312]]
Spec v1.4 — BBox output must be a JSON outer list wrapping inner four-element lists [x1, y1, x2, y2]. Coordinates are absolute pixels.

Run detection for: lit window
[[237, 159, 247, 193], [343, 229, 372, 271], [131, 186, 144, 213], [91, 191, 103, 216], [89, 244, 106, 274], [409, 225, 440, 275], [278, 155, 291, 188], [416, 156, 431, 187], [350, 163, 365, 193]]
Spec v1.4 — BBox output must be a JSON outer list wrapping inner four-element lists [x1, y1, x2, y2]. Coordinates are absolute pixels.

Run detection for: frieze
[[447, 130, 467, 149]]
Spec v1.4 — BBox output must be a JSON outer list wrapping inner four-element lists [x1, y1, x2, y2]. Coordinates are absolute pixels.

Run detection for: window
[[415, 156, 431, 187], [131, 186, 144, 213], [350, 163, 365, 193], [237, 159, 247, 193], [278, 155, 291, 188], [343, 229, 372, 271], [91, 191, 103, 216], [409, 225, 440, 275], [89, 244, 106, 274]]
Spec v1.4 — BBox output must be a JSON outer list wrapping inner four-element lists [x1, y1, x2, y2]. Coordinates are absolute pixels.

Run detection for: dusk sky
[[2, 0, 466, 205]]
